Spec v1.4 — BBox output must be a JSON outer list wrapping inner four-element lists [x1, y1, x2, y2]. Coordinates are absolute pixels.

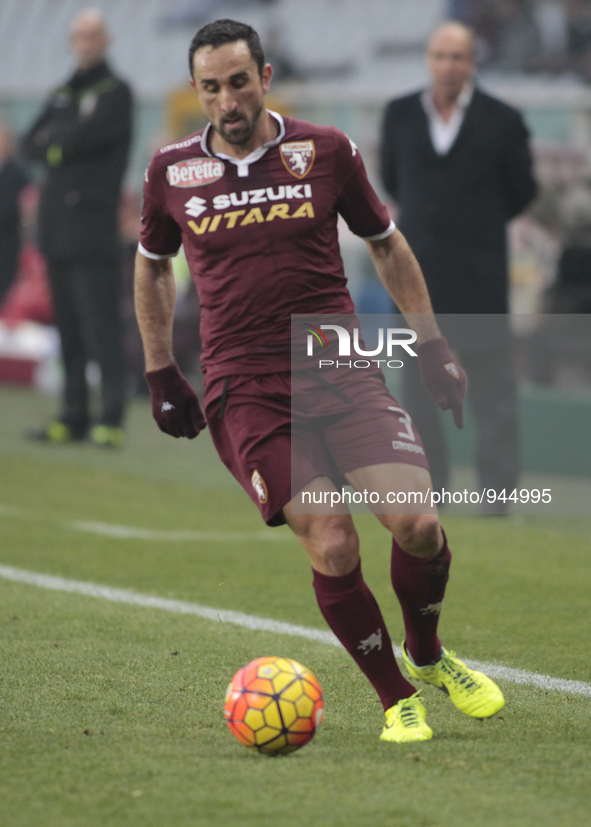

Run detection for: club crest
[[251, 469, 268, 504], [444, 361, 460, 379], [280, 141, 316, 179]]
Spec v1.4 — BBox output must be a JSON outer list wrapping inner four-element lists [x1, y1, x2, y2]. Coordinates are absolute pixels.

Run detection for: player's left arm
[[336, 130, 466, 424], [367, 229, 467, 429], [366, 229, 439, 343]]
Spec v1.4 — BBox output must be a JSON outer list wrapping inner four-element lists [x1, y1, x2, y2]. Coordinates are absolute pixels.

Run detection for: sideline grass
[[2, 451, 591, 677], [1, 577, 590, 827], [1, 385, 590, 825]]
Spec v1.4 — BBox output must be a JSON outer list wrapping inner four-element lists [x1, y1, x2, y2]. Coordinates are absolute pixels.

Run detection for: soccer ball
[[224, 656, 324, 755]]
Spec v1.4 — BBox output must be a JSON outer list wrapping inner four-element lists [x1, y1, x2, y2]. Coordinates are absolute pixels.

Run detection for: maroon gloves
[[145, 363, 206, 439], [417, 337, 467, 429]]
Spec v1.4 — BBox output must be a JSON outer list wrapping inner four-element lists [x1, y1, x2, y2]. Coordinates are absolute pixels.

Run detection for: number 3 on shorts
[[388, 406, 416, 442]]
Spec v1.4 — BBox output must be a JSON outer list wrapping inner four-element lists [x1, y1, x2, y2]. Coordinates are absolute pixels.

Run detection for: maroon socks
[[311, 534, 452, 707], [390, 533, 452, 666], [312, 562, 415, 710]]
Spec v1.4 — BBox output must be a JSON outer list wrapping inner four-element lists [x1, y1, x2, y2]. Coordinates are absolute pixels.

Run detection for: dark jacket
[[380, 88, 537, 313], [0, 159, 28, 301], [21, 59, 132, 262]]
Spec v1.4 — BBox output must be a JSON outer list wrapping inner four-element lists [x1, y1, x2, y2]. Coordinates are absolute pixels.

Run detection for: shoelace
[[439, 652, 480, 694], [398, 701, 421, 728]]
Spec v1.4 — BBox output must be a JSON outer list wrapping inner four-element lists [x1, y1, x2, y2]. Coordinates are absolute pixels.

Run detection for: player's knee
[[393, 514, 442, 557], [313, 522, 359, 575]]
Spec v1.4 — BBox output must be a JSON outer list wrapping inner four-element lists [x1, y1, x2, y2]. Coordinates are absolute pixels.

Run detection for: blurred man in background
[[0, 124, 28, 306], [380, 21, 537, 509], [21, 8, 133, 447]]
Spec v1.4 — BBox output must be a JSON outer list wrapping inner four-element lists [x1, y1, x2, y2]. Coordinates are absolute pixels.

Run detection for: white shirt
[[421, 83, 474, 156]]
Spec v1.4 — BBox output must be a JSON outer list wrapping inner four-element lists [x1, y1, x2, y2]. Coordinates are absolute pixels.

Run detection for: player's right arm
[[134, 251, 176, 372], [135, 157, 206, 439], [135, 250, 206, 439], [135, 152, 182, 371]]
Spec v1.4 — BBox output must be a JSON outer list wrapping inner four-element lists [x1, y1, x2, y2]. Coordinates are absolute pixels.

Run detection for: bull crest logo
[[251, 469, 268, 504], [419, 602, 443, 616], [444, 361, 460, 379], [357, 628, 383, 655], [280, 141, 316, 179]]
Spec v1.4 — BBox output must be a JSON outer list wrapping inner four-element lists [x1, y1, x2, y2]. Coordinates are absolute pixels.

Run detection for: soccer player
[[135, 19, 504, 743]]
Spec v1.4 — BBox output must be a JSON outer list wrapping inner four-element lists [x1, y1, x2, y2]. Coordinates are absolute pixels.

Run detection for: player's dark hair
[[188, 19, 265, 77]]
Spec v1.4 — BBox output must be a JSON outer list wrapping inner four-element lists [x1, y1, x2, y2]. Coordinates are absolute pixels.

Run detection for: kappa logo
[[280, 141, 315, 179], [185, 196, 207, 218], [419, 602, 443, 616], [444, 361, 460, 380], [161, 401, 175, 412], [357, 628, 383, 655], [167, 157, 225, 188], [251, 469, 268, 504]]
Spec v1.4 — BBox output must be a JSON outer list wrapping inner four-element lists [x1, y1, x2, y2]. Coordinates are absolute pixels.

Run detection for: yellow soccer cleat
[[380, 693, 433, 744], [402, 643, 505, 719]]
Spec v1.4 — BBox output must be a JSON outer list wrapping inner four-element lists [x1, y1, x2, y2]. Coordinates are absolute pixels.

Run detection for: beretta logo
[[166, 158, 225, 188]]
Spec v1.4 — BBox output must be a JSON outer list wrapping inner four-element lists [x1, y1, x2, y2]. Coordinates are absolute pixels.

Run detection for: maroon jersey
[[140, 112, 394, 381]]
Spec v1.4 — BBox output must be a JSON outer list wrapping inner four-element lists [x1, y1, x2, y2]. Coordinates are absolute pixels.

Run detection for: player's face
[[427, 27, 474, 103], [191, 41, 272, 148]]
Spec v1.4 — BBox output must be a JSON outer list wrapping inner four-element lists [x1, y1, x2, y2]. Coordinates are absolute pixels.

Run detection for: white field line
[[0, 504, 294, 543], [69, 521, 294, 543], [1, 563, 590, 699], [0, 504, 25, 516]]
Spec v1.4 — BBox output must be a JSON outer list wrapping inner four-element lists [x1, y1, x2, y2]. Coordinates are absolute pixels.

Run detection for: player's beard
[[216, 102, 264, 147]]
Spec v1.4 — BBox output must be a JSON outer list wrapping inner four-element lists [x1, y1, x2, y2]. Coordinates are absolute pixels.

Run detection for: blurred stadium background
[[1, 0, 591, 478]]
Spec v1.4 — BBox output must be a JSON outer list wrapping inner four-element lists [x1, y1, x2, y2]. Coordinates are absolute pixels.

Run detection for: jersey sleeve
[[138, 155, 182, 259], [333, 130, 395, 240]]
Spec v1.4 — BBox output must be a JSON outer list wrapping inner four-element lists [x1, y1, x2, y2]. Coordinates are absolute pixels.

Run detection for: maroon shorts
[[204, 369, 428, 526]]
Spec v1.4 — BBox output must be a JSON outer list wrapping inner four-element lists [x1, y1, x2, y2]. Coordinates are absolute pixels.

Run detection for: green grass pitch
[[0, 385, 590, 827]]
